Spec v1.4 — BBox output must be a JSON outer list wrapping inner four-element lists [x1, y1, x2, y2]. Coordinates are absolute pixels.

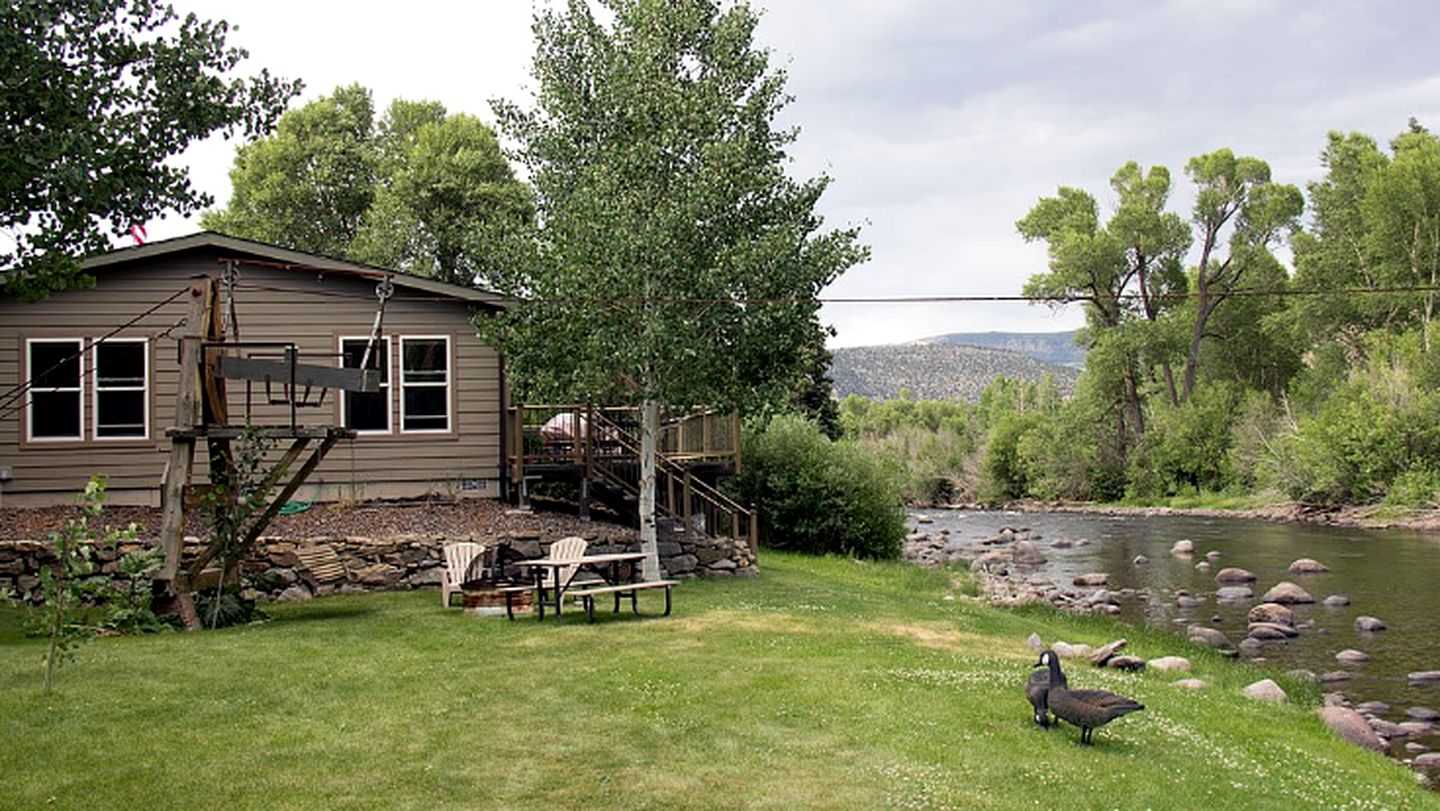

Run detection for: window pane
[[31, 391, 80, 438], [342, 339, 388, 431], [342, 339, 388, 379], [346, 391, 389, 432], [402, 340, 446, 382], [31, 341, 81, 389], [96, 391, 145, 437], [96, 342, 145, 386], [403, 387, 448, 431]]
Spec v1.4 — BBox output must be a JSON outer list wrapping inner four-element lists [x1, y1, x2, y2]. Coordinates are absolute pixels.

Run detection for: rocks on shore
[[1187, 626, 1231, 649], [1173, 678, 1208, 690], [1072, 572, 1109, 587], [1243, 679, 1287, 703], [1150, 656, 1192, 673], [1319, 706, 1387, 752]]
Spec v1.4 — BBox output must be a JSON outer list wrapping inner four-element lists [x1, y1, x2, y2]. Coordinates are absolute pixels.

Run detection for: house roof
[[80, 231, 514, 310]]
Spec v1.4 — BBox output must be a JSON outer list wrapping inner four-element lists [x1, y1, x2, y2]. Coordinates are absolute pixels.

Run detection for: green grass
[[1, 553, 1433, 809], [1112, 490, 1280, 511]]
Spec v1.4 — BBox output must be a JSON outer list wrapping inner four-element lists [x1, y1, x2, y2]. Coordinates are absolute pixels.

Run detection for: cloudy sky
[[161, 0, 1440, 347]]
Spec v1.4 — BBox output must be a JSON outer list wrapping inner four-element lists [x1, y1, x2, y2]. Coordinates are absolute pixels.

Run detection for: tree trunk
[[639, 399, 661, 582], [1181, 295, 1210, 402]]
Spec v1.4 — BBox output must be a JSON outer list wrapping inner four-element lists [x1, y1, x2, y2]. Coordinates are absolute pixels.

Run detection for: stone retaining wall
[[0, 526, 758, 604]]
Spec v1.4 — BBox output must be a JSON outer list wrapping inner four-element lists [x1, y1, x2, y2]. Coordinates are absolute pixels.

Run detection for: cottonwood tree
[[1180, 150, 1303, 400], [1017, 163, 1188, 454], [204, 85, 531, 285], [485, 0, 866, 578], [1, 0, 299, 299]]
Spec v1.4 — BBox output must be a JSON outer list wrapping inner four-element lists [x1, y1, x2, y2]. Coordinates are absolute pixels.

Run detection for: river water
[[919, 509, 1440, 753]]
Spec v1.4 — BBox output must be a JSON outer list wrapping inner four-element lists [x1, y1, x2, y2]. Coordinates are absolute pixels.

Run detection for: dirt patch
[[867, 621, 1011, 655], [0, 498, 634, 543]]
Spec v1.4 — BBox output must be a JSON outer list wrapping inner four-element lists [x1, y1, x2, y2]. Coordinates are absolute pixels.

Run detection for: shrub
[[734, 415, 905, 559]]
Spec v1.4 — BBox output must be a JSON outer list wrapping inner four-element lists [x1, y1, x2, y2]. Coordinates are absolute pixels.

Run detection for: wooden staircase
[[505, 405, 755, 552]]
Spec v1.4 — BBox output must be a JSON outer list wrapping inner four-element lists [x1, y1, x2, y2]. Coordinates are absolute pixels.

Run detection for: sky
[[156, 0, 1440, 348]]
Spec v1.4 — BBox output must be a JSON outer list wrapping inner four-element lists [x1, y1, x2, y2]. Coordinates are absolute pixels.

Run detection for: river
[[918, 509, 1440, 756]]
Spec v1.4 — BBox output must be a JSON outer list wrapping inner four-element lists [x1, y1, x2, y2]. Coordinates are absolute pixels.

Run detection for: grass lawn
[[1, 552, 1434, 809]]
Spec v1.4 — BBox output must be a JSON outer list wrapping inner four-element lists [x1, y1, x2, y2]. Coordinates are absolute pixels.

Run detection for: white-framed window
[[93, 338, 148, 440], [399, 336, 451, 433], [339, 336, 391, 434], [25, 338, 84, 441]]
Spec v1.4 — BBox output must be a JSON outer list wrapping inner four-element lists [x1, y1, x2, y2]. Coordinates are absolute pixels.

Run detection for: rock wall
[[0, 526, 758, 604]]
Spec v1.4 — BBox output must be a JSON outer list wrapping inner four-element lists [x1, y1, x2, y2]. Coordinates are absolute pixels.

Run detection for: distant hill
[[830, 344, 1080, 402], [913, 330, 1084, 368]]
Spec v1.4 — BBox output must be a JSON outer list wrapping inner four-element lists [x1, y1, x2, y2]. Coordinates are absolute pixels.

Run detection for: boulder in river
[[1238, 638, 1264, 657], [1248, 603, 1295, 626], [1194, 561, 1212, 573], [1248, 623, 1296, 641], [1355, 700, 1390, 716], [1354, 616, 1387, 633], [1323, 594, 1351, 607], [1335, 649, 1371, 664], [1012, 540, 1047, 566], [1260, 581, 1315, 604], [1176, 595, 1206, 608], [1409, 671, 1440, 685], [1133, 554, 1149, 565], [1205, 550, 1223, 561], [1215, 585, 1254, 602], [1319, 706, 1387, 752], [1243, 679, 1287, 703], [1050, 538, 1074, 549], [1408, 706, 1440, 723], [1288, 557, 1330, 574], [1321, 671, 1354, 683], [1072, 572, 1109, 587], [1414, 752, 1440, 771], [1171, 539, 1195, 555], [1215, 567, 1257, 583]]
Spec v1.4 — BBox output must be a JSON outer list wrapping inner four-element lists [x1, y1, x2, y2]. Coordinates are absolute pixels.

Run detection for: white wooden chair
[[442, 542, 488, 608]]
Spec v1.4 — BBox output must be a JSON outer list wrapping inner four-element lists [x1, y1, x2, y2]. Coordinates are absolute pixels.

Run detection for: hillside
[[915, 329, 1084, 367], [831, 343, 1079, 401]]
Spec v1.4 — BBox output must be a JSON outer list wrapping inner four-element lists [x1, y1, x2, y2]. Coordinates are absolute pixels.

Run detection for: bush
[[734, 415, 905, 559]]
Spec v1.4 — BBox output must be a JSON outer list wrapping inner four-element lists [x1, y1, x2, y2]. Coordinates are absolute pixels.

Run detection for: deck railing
[[504, 403, 753, 552]]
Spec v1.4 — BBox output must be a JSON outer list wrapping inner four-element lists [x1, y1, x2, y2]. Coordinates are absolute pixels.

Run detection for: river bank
[[942, 499, 1440, 534], [907, 508, 1440, 782]]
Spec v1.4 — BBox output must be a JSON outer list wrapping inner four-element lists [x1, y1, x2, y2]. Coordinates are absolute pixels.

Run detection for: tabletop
[[516, 552, 646, 568]]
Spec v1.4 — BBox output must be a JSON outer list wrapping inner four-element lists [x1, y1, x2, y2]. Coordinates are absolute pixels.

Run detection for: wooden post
[[158, 283, 208, 584], [701, 411, 711, 458], [731, 410, 742, 476], [683, 469, 693, 542]]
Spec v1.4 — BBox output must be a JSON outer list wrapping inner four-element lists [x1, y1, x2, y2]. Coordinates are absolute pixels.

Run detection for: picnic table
[[508, 552, 677, 622]]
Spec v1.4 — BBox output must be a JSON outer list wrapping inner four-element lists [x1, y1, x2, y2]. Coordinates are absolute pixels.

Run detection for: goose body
[[1035, 650, 1143, 744], [1025, 667, 1051, 727]]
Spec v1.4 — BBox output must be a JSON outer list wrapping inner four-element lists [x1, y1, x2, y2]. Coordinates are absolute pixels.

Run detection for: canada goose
[[1034, 650, 1144, 744], [1026, 666, 1052, 727]]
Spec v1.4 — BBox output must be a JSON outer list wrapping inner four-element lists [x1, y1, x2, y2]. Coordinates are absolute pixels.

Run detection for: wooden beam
[[241, 433, 342, 549], [158, 284, 208, 584], [165, 426, 354, 440], [214, 355, 380, 393]]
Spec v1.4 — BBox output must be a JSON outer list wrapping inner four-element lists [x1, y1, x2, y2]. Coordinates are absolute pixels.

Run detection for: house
[[0, 232, 512, 507]]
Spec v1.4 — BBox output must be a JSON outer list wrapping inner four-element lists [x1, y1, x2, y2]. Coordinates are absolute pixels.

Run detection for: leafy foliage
[[6, 477, 161, 690], [1, 0, 299, 299], [482, 0, 866, 412], [734, 415, 904, 559], [198, 426, 275, 628], [204, 85, 531, 285]]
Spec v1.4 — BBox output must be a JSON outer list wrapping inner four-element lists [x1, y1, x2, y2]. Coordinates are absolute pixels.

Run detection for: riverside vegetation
[[1, 552, 1433, 808], [840, 122, 1440, 515]]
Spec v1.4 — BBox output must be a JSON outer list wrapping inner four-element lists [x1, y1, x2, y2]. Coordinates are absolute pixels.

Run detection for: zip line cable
[[0, 286, 191, 420]]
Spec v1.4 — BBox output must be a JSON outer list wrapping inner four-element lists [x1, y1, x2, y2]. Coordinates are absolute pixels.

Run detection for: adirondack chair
[[547, 536, 598, 590], [442, 542, 488, 607]]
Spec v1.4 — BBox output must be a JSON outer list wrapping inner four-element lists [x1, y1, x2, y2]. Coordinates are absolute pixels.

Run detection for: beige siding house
[[0, 232, 511, 507]]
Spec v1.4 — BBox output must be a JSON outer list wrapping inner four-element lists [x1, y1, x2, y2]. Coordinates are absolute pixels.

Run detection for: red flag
[[130, 224, 147, 245]]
